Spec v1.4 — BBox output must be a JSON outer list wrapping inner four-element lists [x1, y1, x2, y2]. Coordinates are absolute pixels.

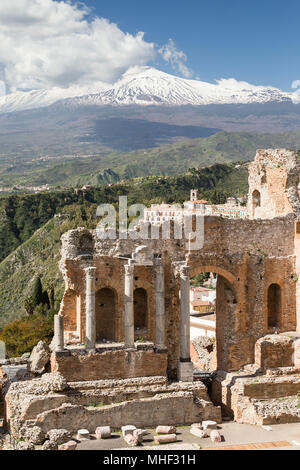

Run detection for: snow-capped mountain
[[0, 66, 292, 114], [0, 81, 110, 114]]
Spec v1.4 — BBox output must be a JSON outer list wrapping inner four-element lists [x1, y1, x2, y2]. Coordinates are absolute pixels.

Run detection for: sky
[[0, 0, 299, 94]]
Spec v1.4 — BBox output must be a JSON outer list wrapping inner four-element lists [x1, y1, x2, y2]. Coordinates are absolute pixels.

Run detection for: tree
[[24, 296, 34, 316], [49, 286, 55, 310], [32, 276, 44, 307]]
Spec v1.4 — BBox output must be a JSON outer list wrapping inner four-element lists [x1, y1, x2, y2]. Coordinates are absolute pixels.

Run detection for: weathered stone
[[154, 434, 177, 444], [124, 433, 139, 447], [210, 430, 222, 442], [190, 428, 208, 438], [133, 428, 147, 442], [47, 429, 71, 444], [95, 426, 111, 439], [202, 420, 217, 430], [42, 440, 58, 450], [58, 440, 77, 450], [27, 341, 51, 375], [21, 426, 45, 445], [121, 425, 136, 437], [156, 425, 176, 434], [17, 441, 35, 450], [40, 372, 68, 392], [76, 429, 90, 440]]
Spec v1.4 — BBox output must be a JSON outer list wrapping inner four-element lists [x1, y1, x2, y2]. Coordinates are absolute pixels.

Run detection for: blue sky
[[84, 0, 299, 91], [0, 0, 298, 93]]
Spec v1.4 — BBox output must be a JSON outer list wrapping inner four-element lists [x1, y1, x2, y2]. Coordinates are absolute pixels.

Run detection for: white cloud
[[0, 0, 155, 91], [158, 39, 192, 78], [0, 81, 6, 97]]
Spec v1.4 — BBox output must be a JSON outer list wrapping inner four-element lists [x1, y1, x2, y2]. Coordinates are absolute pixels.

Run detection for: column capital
[[179, 264, 189, 278], [125, 263, 134, 276], [84, 266, 96, 277]]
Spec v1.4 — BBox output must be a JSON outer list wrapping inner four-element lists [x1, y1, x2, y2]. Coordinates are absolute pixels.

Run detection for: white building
[[143, 190, 247, 224]]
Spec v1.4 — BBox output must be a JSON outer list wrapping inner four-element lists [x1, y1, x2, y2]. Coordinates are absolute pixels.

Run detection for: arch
[[267, 283, 281, 328], [189, 264, 237, 286], [95, 288, 116, 341], [252, 189, 261, 217], [134, 288, 148, 331]]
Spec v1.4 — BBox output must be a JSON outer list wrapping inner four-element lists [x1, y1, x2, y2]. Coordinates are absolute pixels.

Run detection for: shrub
[[0, 314, 54, 357]]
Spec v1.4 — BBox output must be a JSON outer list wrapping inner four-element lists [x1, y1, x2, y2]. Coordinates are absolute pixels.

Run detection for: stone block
[[210, 430, 222, 442], [121, 425, 136, 437], [28, 341, 50, 375], [202, 420, 217, 430], [178, 361, 194, 382], [154, 434, 177, 444], [95, 426, 111, 439], [255, 335, 294, 370], [156, 425, 176, 434], [76, 429, 90, 440], [124, 434, 139, 447], [190, 428, 208, 438], [58, 440, 77, 450], [47, 429, 71, 444]]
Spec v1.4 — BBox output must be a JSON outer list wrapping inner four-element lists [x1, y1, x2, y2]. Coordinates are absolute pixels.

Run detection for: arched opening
[[189, 266, 238, 373], [95, 288, 116, 341], [134, 288, 148, 337], [63, 289, 77, 331], [252, 190, 261, 217], [267, 283, 281, 329]]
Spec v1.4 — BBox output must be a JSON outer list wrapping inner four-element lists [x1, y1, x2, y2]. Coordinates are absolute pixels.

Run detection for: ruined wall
[[247, 149, 300, 219], [51, 347, 168, 382]]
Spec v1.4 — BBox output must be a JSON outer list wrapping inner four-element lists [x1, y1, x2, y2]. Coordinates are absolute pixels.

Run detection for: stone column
[[124, 260, 135, 348], [54, 314, 64, 352], [178, 264, 193, 381], [85, 266, 96, 351], [154, 258, 165, 349]]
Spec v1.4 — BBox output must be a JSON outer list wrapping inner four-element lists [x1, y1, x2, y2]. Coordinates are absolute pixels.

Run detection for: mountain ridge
[[0, 66, 293, 115]]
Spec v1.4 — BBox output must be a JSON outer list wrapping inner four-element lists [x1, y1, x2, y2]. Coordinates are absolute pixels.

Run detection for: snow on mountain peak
[[0, 67, 292, 114]]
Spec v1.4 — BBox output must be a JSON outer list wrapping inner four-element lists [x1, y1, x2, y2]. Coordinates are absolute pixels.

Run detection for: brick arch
[[187, 262, 247, 371], [189, 264, 237, 286]]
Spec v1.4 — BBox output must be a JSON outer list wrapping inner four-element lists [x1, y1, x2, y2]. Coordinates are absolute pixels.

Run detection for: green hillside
[[0, 130, 299, 188]]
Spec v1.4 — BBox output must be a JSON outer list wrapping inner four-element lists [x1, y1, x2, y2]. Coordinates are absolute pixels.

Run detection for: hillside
[[0, 162, 248, 326], [0, 130, 298, 188]]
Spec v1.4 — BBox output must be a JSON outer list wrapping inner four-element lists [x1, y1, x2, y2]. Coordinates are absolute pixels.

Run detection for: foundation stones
[[156, 425, 176, 434], [95, 426, 111, 439], [76, 429, 90, 440], [154, 434, 177, 444]]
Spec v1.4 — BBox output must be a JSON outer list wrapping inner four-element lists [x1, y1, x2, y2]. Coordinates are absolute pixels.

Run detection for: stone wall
[[51, 347, 168, 382]]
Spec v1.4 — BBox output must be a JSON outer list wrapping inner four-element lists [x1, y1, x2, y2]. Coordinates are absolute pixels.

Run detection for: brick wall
[[51, 348, 168, 382]]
